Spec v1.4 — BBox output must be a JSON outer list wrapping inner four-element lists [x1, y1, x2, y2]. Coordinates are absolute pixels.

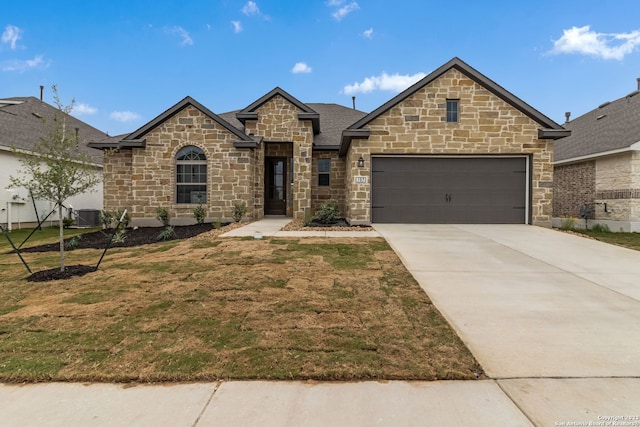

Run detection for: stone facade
[[310, 151, 346, 214], [243, 95, 314, 219], [103, 106, 255, 226], [345, 68, 554, 226], [553, 161, 596, 218]]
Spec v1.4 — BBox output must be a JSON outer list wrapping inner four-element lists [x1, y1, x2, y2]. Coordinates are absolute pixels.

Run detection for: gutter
[[554, 141, 640, 165]]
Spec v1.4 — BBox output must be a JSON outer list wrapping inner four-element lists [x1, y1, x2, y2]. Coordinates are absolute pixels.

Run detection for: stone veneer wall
[[243, 95, 314, 219], [310, 151, 346, 214], [345, 68, 554, 226], [553, 161, 596, 218], [594, 152, 639, 222], [102, 106, 255, 225]]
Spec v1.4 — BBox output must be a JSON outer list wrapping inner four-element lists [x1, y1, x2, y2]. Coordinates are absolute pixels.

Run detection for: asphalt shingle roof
[[555, 90, 640, 162], [0, 96, 106, 164], [218, 103, 366, 149]]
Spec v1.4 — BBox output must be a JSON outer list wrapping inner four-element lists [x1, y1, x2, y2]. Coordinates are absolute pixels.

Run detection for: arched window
[[176, 146, 207, 204]]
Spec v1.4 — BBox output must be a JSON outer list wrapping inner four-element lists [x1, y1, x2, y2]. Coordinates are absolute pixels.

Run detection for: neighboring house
[[0, 96, 105, 230], [90, 57, 568, 227], [554, 80, 640, 232]]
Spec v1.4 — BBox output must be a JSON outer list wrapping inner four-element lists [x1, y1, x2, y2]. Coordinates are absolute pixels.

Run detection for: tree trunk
[[59, 203, 65, 272]]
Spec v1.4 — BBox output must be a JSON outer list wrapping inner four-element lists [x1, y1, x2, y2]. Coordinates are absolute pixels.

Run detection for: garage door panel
[[371, 157, 527, 224]]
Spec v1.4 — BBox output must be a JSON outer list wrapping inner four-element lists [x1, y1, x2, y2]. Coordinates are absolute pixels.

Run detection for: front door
[[265, 157, 287, 215]]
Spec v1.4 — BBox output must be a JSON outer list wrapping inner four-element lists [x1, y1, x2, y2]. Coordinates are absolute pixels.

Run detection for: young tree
[[9, 85, 101, 272]]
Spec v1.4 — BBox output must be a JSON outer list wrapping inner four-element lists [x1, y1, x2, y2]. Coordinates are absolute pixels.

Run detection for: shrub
[[233, 201, 247, 222], [157, 226, 176, 241], [99, 210, 114, 229], [213, 220, 222, 229], [62, 217, 75, 228], [65, 235, 82, 250], [193, 202, 206, 224], [156, 207, 170, 226], [112, 229, 127, 244], [315, 200, 340, 224], [560, 217, 576, 231], [591, 223, 611, 233], [115, 209, 131, 228]]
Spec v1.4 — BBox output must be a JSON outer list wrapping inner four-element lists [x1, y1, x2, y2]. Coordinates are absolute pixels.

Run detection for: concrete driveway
[[375, 224, 640, 422]]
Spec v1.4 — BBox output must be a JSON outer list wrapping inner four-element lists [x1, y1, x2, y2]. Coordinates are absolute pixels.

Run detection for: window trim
[[318, 158, 331, 186], [446, 99, 459, 123], [175, 146, 207, 204]]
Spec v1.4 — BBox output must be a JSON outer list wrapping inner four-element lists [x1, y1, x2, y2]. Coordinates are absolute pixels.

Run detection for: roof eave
[[88, 139, 147, 150], [339, 129, 370, 157], [538, 128, 571, 140], [298, 112, 320, 134]]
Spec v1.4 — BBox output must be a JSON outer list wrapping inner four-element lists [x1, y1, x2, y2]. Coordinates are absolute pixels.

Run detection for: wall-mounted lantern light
[[357, 156, 365, 168]]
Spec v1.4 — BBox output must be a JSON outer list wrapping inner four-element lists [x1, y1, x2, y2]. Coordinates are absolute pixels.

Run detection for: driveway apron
[[374, 224, 640, 378]]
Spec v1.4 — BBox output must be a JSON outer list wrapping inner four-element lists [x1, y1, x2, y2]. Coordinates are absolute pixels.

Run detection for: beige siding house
[[90, 58, 567, 227]]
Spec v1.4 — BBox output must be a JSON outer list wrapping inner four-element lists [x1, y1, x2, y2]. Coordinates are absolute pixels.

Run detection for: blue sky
[[2, 1, 640, 137]]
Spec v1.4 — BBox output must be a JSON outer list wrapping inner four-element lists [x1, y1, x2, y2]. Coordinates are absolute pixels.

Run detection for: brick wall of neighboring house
[[345, 68, 554, 226], [553, 161, 596, 218], [102, 105, 255, 225], [243, 95, 314, 219], [310, 151, 346, 215]]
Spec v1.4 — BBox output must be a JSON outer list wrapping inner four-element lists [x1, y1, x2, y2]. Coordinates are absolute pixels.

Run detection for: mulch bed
[[20, 223, 222, 253], [27, 265, 96, 282]]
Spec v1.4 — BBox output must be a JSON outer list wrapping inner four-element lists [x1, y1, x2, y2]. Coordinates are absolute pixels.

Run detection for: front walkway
[[221, 217, 381, 238]]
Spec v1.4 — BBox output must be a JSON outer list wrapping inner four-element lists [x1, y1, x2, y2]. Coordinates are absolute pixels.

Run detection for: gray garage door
[[371, 157, 528, 224]]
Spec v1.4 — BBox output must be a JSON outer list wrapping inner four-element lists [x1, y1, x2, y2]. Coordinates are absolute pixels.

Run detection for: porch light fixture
[[357, 156, 365, 168]]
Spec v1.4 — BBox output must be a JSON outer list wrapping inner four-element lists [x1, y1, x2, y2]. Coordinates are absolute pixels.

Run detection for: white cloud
[[72, 103, 97, 115], [342, 71, 427, 95], [231, 21, 243, 33], [331, 1, 359, 21], [1, 25, 22, 50], [242, 1, 260, 15], [166, 26, 193, 46], [110, 111, 141, 122], [1, 55, 47, 72], [292, 62, 312, 74], [551, 25, 640, 60], [240, 1, 270, 21], [363, 28, 374, 39], [327, 0, 344, 5]]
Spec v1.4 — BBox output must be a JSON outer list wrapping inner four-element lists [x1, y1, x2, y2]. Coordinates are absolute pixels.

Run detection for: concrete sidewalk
[[221, 217, 381, 238]]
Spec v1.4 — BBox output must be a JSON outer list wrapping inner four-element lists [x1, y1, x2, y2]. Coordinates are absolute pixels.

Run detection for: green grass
[[0, 235, 483, 383], [574, 229, 640, 251]]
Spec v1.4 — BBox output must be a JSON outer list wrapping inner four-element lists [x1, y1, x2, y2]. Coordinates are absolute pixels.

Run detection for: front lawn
[[0, 229, 483, 382], [571, 229, 640, 251]]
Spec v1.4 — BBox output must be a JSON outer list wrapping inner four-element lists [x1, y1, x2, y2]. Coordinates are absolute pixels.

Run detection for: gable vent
[[597, 114, 607, 120], [626, 90, 639, 98]]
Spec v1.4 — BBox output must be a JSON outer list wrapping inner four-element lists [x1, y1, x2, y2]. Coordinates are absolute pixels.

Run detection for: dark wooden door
[[265, 157, 287, 215]]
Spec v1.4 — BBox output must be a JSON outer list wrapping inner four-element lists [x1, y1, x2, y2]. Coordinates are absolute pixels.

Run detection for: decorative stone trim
[[595, 189, 640, 199]]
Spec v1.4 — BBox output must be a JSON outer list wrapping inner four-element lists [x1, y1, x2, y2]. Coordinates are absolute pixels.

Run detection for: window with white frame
[[176, 146, 207, 203]]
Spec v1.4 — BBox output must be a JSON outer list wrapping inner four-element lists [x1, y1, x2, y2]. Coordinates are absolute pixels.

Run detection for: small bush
[[157, 226, 176, 241], [115, 209, 131, 228], [193, 202, 206, 224], [213, 220, 222, 229], [315, 201, 340, 224], [62, 217, 75, 229], [65, 235, 82, 250], [591, 223, 611, 233], [99, 210, 114, 229], [112, 229, 127, 244], [560, 217, 576, 231], [233, 202, 247, 222], [156, 207, 170, 226]]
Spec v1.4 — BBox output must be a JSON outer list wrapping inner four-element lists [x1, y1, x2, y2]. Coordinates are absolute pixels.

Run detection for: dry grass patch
[[0, 232, 483, 382]]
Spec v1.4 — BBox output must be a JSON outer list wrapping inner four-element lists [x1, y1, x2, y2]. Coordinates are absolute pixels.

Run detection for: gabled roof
[[340, 57, 567, 155], [236, 87, 321, 134], [89, 96, 255, 150], [0, 96, 105, 164], [554, 90, 640, 163]]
